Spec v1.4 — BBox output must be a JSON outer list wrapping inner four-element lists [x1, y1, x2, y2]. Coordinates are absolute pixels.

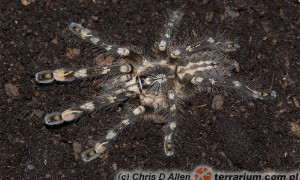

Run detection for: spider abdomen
[[176, 51, 227, 84]]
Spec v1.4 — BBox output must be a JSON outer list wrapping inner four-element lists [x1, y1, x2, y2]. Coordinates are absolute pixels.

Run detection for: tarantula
[[36, 10, 276, 162]]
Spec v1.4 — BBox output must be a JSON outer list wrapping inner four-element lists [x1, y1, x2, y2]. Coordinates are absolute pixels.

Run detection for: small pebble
[[73, 142, 82, 160], [91, 16, 99, 21], [290, 122, 300, 137], [5, 83, 20, 99], [153, 114, 165, 124], [51, 39, 58, 45], [211, 95, 224, 110], [33, 109, 44, 118], [21, 0, 35, 6], [66, 48, 80, 59], [205, 11, 214, 22], [248, 102, 255, 107], [112, 163, 118, 171], [26, 164, 35, 170]]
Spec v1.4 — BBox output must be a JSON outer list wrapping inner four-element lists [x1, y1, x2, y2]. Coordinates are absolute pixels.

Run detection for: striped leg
[[82, 105, 151, 162], [44, 91, 136, 125], [69, 23, 143, 61], [164, 90, 177, 156], [158, 10, 184, 56], [191, 77, 276, 100], [171, 37, 240, 59], [35, 64, 132, 83]]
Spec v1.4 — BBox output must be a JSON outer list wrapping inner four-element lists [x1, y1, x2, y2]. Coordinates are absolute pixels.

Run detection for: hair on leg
[[35, 64, 132, 83], [45, 91, 137, 125], [81, 105, 153, 162], [191, 77, 276, 100]]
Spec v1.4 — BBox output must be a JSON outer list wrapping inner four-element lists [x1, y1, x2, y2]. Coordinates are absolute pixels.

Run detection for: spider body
[[36, 10, 276, 162]]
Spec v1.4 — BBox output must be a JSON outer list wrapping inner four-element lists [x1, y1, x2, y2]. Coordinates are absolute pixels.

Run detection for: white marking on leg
[[95, 142, 107, 154], [127, 85, 140, 94], [61, 109, 77, 121], [142, 59, 149, 65], [161, 60, 168, 64], [80, 28, 92, 39], [53, 69, 67, 81], [107, 96, 116, 103], [245, 86, 261, 98], [169, 122, 176, 130], [251, 91, 261, 98], [164, 133, 172, 141], [194, 77, 204, 83], [105, 45, 112, 51], [209, 79, 216, 85], [119, 74, 131, 82], [191, 77, 197, 84], [159, 40, 167, 51], [101, 67, 110, 74], [105, 130, 117, 140], [271, 91, 277, 97], [90, 37, 100, 45], [171, 49, 181, 58], [117, 48, 130, 56], [125, 76, 136, 87], [168, 92, 175, 99], [165, 33, 170, 38], [133, 106, 145, 115], [207, 37, 215, 43], [140, 96, 154, 104], [170, 104, 176, 111], [122, 119, 130, 126], [167, 22, 174, 27], [186, 46, 191, 51], [80, 102, 95, 110], [120, 65, 132, 73], [233, 81, 241, 87], [74, 69, 87, 78]]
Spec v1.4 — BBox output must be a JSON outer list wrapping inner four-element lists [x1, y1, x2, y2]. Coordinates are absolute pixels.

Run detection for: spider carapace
[[36, 10, 276, 162]]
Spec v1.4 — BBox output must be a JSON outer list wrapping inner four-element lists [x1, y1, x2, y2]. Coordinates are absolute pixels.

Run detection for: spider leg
[[171, 37, 240, 59], [164, 90, 177, 156], [157, 10, 184, 56], [35, 64, 132, 83], [44, 91, 136, 125], [69, 23, 143, 62], [191, 77, 276, 100], [82, 105, 153, 162]]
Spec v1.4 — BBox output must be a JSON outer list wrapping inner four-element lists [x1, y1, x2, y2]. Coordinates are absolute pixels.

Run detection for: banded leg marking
[[82, 105, 147, 162], [171, 37, 240, 59], [44, 91, 136, 125], [191, 77, 276, 100], [69, 23, 143, 61], [158, 10, 184, 52], [164, 90, 177, 156], [35, 65, 132, 83]]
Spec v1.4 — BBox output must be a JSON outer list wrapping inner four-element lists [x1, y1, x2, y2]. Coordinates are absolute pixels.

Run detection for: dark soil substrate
[[1, 0, 299, 179]]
